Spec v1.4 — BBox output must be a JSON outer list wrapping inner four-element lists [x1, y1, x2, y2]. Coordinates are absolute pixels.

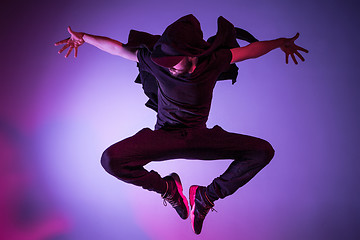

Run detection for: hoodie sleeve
[[123, 30, 161, 51]]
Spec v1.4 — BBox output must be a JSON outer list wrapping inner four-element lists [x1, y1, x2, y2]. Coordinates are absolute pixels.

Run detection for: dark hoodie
[[124, 14, 258, 113]]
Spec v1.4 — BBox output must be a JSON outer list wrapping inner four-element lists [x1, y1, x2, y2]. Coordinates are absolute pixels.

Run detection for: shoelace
[[199, 204, 217, 217], [163, 193, 179, 207], [203, 190, 217, 213], [197, 194, 217, 217]]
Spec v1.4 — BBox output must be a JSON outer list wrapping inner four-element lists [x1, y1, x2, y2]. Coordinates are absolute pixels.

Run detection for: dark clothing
[[101, 15, 273, 202], [150, 14, 238, 68], [137, 48, 232, 130], [125, 15, 259, 112], [101, 126, 274, 201]]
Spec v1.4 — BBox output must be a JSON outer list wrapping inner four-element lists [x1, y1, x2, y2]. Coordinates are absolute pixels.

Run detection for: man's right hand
[[55, 27, 84, 58]]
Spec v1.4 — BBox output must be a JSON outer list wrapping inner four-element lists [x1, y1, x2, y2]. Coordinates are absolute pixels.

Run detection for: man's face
[[168, 57, 194, 77]]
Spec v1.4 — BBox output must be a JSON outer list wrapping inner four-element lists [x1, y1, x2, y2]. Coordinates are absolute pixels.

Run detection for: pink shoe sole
[[170, 173, 189, 218]]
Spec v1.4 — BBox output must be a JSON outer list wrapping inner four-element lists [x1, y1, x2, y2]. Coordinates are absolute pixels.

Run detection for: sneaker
[[162, 173, 189, 220], [189, 185, 215, 235]]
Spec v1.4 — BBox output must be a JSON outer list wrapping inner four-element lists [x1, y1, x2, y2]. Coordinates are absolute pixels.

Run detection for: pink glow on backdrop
[[1, 0, 359, 239]]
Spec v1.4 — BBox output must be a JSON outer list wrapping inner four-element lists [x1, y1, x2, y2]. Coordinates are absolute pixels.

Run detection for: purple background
[[1, 0, 359, 239]]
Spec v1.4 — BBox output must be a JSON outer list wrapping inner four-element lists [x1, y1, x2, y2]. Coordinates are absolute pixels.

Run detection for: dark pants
[[101, 125, 274, 201]]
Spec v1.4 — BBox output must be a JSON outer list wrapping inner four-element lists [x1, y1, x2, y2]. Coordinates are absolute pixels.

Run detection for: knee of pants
[[100, 147, 127, 177], [262, 140, 275, 166], [100, 146, 140, 181], [100, 149, 115, 175]]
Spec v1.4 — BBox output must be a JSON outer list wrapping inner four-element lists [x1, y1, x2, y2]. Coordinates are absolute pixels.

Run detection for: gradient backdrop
[[1, 0, 359, 239]]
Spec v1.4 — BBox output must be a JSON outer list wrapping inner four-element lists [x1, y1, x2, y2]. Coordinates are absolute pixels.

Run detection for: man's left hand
[[281, 33, 309, 64]]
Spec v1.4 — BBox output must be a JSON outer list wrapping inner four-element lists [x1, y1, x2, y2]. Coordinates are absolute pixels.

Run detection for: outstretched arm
[[230, 33, 308, 64], [55, 27, 138, 61]]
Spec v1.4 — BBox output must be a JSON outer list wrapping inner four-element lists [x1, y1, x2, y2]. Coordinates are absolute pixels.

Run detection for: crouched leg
[[100, 129, 167, 194], [206, 135, 275, 202]]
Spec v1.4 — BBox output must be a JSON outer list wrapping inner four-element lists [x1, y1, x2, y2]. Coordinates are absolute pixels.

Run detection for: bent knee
[[100, 146, 134, 179], [262, 140, 275, 165], [100, 149, 114, 174], [100, 147, 125, 176]]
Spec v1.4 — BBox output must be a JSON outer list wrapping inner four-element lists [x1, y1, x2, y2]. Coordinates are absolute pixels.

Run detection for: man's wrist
[[276, 38, 286, 47], [82, 33, 90, 43]]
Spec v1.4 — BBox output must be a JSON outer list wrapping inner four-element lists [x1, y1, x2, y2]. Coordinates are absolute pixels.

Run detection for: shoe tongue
[[166, 178, 177, 197]]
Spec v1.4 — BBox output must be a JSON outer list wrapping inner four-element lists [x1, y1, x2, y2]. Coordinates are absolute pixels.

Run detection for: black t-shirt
[[137, 48, 232, 130]]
